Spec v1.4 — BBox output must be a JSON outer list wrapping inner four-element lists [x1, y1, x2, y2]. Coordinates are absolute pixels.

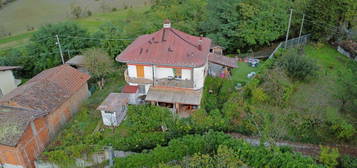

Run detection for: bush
[[319, 146, 340, 168], [277, 49, 318, 81], [340, 155, 357, 168], [115, 131, 323, 168]]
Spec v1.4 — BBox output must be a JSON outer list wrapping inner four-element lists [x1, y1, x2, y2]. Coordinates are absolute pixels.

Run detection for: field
[[0, 0, 150, 49], [0, 5, 150, 50]]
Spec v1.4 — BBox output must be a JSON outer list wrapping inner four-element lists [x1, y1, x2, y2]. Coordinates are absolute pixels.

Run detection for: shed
[[208, 53, 238, 77], [65, 55, 88, 73], [97, 93, 129, 126]]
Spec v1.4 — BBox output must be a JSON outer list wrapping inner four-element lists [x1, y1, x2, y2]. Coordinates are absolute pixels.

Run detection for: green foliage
[[0, 48, 34, 78], [306, 0, 357, 40], [124, 105, 173, 132], [115, 131, 322, 168], [277, 49, 318, 81], [27, 22, 92, 74], [201, 0, 289, 52], [339, 155, 357, 168], [319, 146, 340, 168], [251, 87, 268, 103], [336, 62, 357, 112], [103, 132, 170, 152], [83, 48, 115, 80]]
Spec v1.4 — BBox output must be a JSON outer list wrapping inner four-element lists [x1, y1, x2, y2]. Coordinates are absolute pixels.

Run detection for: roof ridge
[[168, 28, 199, 49]]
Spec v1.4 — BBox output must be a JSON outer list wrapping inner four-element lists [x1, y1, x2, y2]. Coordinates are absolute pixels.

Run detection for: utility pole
[[55, 35, 65, 64], [298, 14, 305, 45], [285, 9, 293, 49]]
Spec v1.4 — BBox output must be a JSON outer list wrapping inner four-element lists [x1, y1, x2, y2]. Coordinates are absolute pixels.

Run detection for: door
[[136, 65, 144, 78]]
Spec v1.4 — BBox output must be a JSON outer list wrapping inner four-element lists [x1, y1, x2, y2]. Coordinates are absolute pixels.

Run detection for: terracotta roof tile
[[116, 28, 212, 67], [122, 85, 138, 93], [0, 64, 90, 113]]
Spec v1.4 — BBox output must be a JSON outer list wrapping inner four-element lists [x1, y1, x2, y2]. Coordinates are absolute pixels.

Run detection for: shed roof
[[122, 85, 138, 93], [145, 87, 202, 105], [0, 66, 21, 71], [97, 93, 129, 112], [66, 55, 86, 66], [116, 24, 211, 67], [0, 105, 47, 147], [208, 53, 238, 68], [0, 64, 90, 113]]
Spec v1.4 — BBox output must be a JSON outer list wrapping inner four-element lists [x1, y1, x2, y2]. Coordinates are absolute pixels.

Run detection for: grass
[[232, 61, 262, 83], [288, 44, 353, 120], [252, 43, 356, 144], [46, 71, 126, 151], [0, 3, 150, 49]]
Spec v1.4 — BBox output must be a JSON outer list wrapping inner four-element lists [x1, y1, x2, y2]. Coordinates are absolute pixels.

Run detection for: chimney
[[163, 19, 171, 28], [198, 35, 203, 51]]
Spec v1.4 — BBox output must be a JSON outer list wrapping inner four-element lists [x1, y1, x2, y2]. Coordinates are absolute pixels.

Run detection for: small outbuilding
[[65, 55, 89, 74], [0, 66, 21, 97], [208, 53, 238, 78], [97, 93, 129, 127]]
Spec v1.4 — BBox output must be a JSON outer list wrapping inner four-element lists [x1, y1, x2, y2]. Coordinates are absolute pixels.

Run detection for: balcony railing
[[154, 78, 194, 89], [124, 69, 152, 84], [124, 69, 194, 88]]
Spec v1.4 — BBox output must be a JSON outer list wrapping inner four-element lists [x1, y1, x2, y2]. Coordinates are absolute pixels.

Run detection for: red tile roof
[[0, 64, 90, 113], [122, 85, 138, 93], [208, 53, 238, 68], [116, 27, 212, 67]]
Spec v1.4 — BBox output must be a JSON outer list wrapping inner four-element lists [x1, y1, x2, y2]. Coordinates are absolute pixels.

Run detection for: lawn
[[232, 61, 261, 83]]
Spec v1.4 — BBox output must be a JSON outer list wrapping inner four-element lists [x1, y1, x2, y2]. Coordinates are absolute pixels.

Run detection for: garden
[[0, 0, 356, 167]]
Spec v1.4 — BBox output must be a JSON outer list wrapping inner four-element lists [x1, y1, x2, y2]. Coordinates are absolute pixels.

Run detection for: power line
[[58, 35, 134, 41]]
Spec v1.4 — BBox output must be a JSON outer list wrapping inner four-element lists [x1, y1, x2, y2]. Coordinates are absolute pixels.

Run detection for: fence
[[268, 34, 310, 59]]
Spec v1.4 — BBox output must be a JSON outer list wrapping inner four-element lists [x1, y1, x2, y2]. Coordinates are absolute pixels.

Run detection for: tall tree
[[83, 48, 115, 89], [306, 0, 357, 40], [201, 0, 290, 53], [27, 22, 92, 74]]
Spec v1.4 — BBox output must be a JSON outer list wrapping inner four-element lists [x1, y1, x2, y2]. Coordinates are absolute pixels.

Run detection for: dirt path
[[228, 132, 357, 157]]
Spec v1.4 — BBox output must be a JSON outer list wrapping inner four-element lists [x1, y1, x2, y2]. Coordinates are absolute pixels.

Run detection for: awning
[[145, 87, 202, 105], [208, 53, 238, 68]]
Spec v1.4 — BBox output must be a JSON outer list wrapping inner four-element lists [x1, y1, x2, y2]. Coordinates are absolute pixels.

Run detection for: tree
[[27, 22, 92, 74], [277, 49, 318, 81], [201, 0, 289, 53], [70, 4, 82, 19], [83, 48, 115, 89], [306, 0, 357, 40]]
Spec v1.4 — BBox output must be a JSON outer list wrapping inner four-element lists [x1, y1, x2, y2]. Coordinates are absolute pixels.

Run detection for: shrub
[[277, 49, 317, 81], [251, 87, 268, 104], [339, 155, 357, 168], [319, 146, 340, 168]]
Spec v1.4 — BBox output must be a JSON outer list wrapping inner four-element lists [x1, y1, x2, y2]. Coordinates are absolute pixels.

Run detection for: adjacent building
[[0, 64, 90, 168], [116, 20, 211, 115], [0, 66, 21, 98]]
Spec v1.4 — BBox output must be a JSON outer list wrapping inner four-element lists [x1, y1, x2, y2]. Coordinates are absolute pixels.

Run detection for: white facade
[[0, 70, 18, 97], [100, 106, 127, 126], [126, 64, 207, 91]]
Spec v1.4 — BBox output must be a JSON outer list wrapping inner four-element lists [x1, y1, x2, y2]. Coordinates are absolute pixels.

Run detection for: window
[[173, 68, 182, 79], [104, 111, 114, 114]]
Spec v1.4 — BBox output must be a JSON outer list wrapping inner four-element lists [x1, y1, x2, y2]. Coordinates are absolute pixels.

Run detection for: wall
[[0, 70, 17, 97], [47, 83, 89, 138], [193, 64, 207, 90], [0, 116, 49, 168]]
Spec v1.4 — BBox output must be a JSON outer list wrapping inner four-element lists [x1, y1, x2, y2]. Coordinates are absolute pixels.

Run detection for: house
[[116, 20, 212, 115], [97, 93, 129, 126], [0, 64, 90, 168], [207, 46, 238, 78], [0, 66, 21, 98], [65, 55, 89, 74]]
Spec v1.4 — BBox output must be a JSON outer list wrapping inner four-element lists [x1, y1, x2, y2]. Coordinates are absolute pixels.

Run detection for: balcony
[[124, 69, 153, 85], [154, 78, 194, 89], [124, 69, 194, 88]]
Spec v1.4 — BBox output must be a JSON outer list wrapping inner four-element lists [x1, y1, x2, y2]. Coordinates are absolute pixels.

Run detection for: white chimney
[[163, 19, 171, 28]]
